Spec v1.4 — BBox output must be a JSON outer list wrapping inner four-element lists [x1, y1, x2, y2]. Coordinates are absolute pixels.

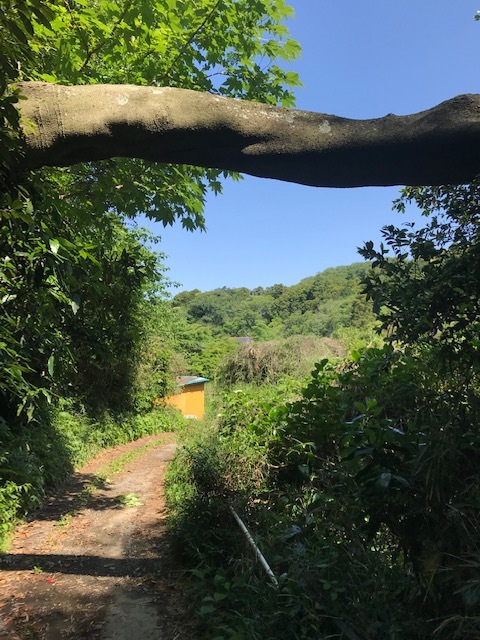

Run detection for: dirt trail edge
[[0, 433, 197, 640]]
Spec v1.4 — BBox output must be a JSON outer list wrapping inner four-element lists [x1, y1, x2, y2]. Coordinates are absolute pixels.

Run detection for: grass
[[166, 354, 480, 640], [117, 493, 143, 507], [96, 436, 174, 479]]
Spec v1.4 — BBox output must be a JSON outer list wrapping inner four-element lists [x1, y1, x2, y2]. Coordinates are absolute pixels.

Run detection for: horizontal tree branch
[[17, 82, 480, 187]]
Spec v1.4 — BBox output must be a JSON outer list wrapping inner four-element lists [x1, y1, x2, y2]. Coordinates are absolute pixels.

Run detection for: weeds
[[97, 436, 174, 479], [117, 493, 143, 508], [54, 514, 73, 527], [166, 350, 480, 639]]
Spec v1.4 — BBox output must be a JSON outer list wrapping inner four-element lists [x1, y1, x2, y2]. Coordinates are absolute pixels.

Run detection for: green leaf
[[70, 294, 81, 315], [199, 605, 216, 616], [213, 592, 228, 601], [49, 239, 60, 254], [47, 354, 55, 377]]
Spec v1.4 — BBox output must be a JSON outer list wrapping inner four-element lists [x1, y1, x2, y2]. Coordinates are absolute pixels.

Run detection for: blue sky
[[147, 0, 480, 293]]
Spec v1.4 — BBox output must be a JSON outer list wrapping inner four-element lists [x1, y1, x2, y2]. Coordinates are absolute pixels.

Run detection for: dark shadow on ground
[[25, 473, 123, 522], [0, 552, 161, 577], [0, 540, 197, 640], [0, 519, 173, 578]]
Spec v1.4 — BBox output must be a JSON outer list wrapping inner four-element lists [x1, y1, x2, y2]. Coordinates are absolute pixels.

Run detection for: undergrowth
[[165, 350, 480, 639]]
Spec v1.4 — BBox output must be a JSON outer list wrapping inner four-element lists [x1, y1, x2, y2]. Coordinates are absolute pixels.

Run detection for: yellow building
[[164, 376, 209, 419]]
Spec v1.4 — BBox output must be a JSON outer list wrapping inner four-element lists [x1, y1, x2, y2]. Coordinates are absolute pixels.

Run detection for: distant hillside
[[172, 262, 376, 341]]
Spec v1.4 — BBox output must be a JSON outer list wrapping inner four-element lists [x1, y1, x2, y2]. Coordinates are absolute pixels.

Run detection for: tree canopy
[[174, 262, 376, 343], [5, 0, 302, 227], [4, 1, 480, 190], [0, 0, 303, 421], [0, 0, 305, 543]]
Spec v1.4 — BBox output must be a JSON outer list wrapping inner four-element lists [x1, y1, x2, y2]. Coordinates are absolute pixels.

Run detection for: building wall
[[165, 383, 205, 419]]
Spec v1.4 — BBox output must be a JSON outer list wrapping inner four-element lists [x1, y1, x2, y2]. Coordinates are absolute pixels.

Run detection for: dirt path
[[0, 433, 198, 640]]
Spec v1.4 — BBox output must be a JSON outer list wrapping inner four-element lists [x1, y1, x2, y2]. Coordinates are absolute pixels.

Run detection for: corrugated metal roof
[[176, 376, 209, 387]]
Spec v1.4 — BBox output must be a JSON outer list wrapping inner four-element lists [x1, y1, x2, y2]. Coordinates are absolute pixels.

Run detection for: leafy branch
[[159, 0, 223, 85]]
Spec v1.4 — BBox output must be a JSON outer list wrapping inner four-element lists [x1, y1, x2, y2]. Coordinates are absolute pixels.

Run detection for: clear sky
[[144, 0, 480, 293]]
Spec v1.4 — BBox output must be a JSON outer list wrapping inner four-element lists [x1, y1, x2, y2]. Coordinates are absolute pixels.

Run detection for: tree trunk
[[17, 82, 480, 187]]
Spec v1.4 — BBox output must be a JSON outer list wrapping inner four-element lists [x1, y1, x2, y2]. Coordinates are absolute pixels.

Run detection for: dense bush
[[1, 4, 187, 548], [269, 350, 480, 638], [0, 0, 303, 554], [166, 382, 297, 552], [166, 182, 480, 638], [167, 348, 480, 639], [216, 336, 345, 386]]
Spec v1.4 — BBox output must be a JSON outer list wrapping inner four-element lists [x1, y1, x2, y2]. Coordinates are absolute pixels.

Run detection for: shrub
[[167, 347, 480, 639], [216, 335, 345, 386]]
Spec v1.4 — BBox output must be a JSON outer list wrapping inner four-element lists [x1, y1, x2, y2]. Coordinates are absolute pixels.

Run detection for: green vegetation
[[0, 405, 184, 549], [171, 262, 379, 379], [1, 1, 301, 546], [117, 493, 143, 508], [166, 183, 480, 639], [173, 262, 377, 342], [2, 3, 479, 638], [40, 435, 174, 533], [216, 335, 345, 386], [97, 435, 175, 479], [360, 181, 480, 371]]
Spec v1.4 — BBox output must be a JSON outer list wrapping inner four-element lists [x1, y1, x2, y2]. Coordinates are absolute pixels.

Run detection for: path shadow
[[0, 522, 195, 640], [0, 520, 171, 578], [27, 473, 124, 523], [0, 552, 159, 577]]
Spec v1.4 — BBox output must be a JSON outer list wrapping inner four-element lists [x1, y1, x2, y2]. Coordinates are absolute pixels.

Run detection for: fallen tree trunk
[[17, 82, 480, 187]]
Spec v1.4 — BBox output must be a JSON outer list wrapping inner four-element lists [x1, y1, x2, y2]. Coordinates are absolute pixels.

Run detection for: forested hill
[[172, 262, 376, 340]]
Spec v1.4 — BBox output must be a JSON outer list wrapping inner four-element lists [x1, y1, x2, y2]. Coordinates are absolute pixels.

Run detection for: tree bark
[[17, 82, 480, 187]]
